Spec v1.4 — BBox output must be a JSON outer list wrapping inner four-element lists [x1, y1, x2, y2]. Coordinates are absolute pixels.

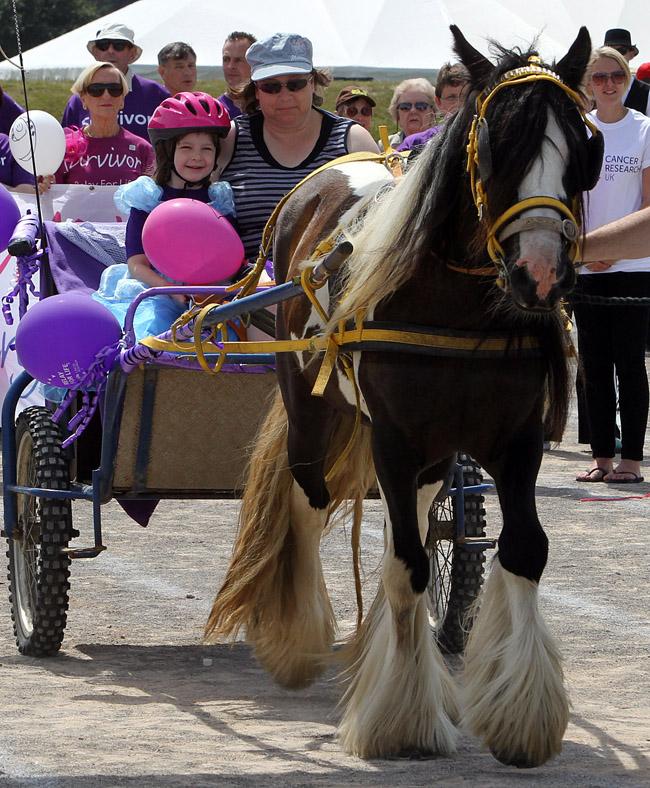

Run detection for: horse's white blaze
[[516, 109, 570, 299], [338, 484, 458, 758], [462, 557, 569, 766]]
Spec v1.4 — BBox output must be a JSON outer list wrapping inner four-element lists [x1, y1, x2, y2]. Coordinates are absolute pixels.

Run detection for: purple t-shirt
[[217, 93, 242, 120], [62, 73, 169, 141], [0, 132, 35, 187], [55, 127, 155, 185], [126, 184, 211, 258], [0, 90, 24, 135], [397, 125, 442, 152]]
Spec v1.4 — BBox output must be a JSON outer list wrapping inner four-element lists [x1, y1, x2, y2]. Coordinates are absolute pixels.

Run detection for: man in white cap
[[61, 22, 169, 140]]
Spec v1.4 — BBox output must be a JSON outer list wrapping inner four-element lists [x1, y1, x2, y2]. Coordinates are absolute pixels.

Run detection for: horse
[[205, 25, 603, 766]]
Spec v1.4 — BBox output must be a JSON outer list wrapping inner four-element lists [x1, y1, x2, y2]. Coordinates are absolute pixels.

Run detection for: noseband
[[465, 56, 598, 279]]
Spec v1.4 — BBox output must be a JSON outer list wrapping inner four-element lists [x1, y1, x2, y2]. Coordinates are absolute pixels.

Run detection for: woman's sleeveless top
[[221, 109, 353, 260]]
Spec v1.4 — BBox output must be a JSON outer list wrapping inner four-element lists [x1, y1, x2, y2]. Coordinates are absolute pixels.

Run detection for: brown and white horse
[[206, 26, 602, 766]]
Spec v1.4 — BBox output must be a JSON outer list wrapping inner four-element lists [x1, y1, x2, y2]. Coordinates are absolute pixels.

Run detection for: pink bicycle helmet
[[148, 91, 231, 145]]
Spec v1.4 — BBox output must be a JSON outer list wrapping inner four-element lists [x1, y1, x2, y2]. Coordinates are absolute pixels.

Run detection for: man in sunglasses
[[335, 86, 375, 132], [61, 22, 169, 141], [604, 28, 650, 116]]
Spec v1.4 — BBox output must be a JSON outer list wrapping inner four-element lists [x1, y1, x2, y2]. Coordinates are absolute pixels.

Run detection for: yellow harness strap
[[229, 150, 406, 298]]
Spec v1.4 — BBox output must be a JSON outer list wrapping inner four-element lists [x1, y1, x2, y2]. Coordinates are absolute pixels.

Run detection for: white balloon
[[9, 110, 66, 176]]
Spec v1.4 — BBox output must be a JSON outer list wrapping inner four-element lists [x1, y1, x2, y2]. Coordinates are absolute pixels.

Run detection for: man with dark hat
[[61, 23, 170, 140], [604, 28, 650, 115], [335, 86, 376, 132]]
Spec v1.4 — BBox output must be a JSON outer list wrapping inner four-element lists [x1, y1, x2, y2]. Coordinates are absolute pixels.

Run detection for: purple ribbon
[[51, 341, 122, 448], [2, 251, 43, 327]]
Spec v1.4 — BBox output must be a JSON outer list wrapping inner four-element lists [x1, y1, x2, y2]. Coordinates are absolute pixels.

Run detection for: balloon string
[[8, 0, 46, 241], [51, 341, 122, 448], [2, 251, 43, 328]]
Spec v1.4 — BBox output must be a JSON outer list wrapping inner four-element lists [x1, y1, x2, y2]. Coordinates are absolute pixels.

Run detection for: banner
[[0, 185, 126, 412]]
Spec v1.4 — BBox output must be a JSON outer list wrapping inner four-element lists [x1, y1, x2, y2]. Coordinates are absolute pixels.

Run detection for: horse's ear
[[450, 25, 493, 88], [555, 27, 592, 90]]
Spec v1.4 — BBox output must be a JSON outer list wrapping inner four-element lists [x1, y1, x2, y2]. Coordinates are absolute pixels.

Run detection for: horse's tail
[[204, 387, 375, 655], [204, 389, 293, 642]]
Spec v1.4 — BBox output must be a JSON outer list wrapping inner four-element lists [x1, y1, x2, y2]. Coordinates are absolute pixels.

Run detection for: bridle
[[463, 56, 599, 282]]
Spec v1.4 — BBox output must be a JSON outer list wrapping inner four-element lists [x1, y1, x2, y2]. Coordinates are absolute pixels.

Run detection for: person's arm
[[127, 253, 186, 304], [347, 123, 380, 154], [581, 205, 650, 262], [214, 123, 236, 177]]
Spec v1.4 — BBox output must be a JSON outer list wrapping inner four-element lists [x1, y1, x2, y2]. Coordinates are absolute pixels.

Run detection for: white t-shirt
[[584, 108, 650, 274]]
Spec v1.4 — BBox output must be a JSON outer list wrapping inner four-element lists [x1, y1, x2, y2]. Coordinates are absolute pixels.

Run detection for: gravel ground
[[0, 400, 649, 787]]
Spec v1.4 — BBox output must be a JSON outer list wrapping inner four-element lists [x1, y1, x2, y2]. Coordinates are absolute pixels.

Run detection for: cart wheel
[[6, 407, 72, 656], [426, 453, 488, 655]]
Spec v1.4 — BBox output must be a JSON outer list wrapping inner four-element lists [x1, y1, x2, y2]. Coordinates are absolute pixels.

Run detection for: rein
[[460, 57, 597, 282]]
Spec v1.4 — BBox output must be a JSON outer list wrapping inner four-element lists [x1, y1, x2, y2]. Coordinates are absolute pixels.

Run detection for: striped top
[[221, 109, 354, 261]]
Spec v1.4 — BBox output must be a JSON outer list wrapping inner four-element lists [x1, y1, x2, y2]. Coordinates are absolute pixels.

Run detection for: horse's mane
[[326, 43, 588, 332]]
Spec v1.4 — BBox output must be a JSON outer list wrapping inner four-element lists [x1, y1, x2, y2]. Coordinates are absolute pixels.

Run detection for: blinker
[[476, 117, 493, 183]]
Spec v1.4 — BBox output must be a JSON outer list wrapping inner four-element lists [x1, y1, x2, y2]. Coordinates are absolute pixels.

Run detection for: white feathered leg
[[338, 483, 458, 758], [462, 556, 569, 767]]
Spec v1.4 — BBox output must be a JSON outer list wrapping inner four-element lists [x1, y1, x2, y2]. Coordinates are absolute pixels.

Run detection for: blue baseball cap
[[246, 33, 313, 81]]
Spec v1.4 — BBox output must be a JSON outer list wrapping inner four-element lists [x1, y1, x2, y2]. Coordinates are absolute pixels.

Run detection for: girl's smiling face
[[170, 132, 217, 187]]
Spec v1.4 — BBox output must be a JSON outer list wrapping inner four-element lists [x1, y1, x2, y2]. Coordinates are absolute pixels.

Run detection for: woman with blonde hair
[[574, 46, 650, 484], [54, 61, 155, 185], [384, 77, 436, 148]]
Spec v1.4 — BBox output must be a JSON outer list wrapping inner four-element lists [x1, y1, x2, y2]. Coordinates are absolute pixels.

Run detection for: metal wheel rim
[[427, 496, 455, 627], [13, 429, 40, 638]]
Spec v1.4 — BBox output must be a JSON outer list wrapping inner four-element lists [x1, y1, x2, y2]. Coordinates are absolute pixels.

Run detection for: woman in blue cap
[[215, 32, 379, 267]]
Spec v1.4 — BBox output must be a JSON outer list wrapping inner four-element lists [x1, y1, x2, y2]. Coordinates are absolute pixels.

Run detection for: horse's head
[[452, 26, 603, 312]]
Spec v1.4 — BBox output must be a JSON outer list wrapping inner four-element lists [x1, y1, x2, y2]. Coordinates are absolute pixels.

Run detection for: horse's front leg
[[462, 420, 569, 767], [339, 436, 459, 758]]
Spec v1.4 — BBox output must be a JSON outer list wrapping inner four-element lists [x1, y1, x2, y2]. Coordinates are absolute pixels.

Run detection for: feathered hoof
[[490, 747, 547, 769]]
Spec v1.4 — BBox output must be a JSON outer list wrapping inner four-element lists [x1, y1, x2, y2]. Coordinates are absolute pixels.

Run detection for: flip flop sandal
[[576, 466, 609, 483], [604, 472, 644, 484]]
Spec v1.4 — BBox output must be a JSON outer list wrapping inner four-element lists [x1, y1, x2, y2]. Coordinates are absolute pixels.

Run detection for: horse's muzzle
[[506, 249, 576, 312]]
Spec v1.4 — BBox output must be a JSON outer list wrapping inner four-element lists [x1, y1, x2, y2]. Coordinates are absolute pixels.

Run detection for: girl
[[94, 91, 241, 339], [574, 47, 650, 484]]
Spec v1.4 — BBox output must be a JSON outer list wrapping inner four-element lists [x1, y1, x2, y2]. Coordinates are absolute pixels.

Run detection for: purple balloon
[[16, 293, 122, 386], [0, 184, 21, 252]]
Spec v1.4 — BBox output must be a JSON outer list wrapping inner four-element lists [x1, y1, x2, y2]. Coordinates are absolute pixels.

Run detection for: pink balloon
[[142, 199, 245, 285]]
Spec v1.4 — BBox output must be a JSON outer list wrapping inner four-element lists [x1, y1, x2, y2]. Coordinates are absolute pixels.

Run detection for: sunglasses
[[397, 101, 432, 112], [86, 82, 124, 98], [591, 70, 627, 86], [343, 105, 372, 117], [94, 39, 132, 52], [256, 77, 311, 94]]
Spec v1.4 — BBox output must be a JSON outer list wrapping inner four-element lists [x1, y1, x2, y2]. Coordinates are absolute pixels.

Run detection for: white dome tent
[[1, 0, 648, 81]]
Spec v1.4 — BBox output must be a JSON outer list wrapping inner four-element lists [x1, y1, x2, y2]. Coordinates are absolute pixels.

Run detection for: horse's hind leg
[[247, 386, 340, 690], [339, 453, 459, 758], [205, 386, 336, 688], [462, 424, 569, 767]]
